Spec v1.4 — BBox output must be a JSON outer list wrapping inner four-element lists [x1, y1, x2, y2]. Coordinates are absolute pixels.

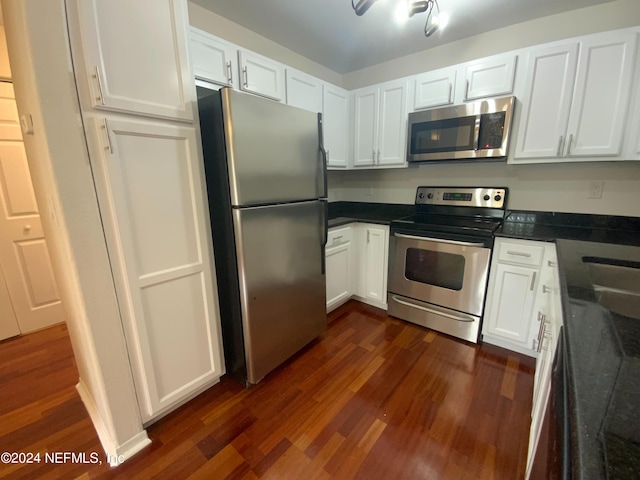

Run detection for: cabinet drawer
[[497, 241, 544, 267], [327, 226, 351, 248]]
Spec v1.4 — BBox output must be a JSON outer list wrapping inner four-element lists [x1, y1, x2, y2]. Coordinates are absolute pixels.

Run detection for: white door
[[353, 87, 378, 167], [189, 27, 236, 88], [238, 50, 285, 101], [69, 0, 194, 121], [286, 69, 322, 113], [87, 116, 224, 421], [322, 85, 349, 168], [566, 31, 638, 157], [483, 263, 538, 346], [0, 142, 65, 334], [514, 43, 579, 160], [0, 82, 21, 140], [0, 264, 19, 340], [413, 66, 456, 110], [362, 226, 388, 302], [377, 80, 407, 166]]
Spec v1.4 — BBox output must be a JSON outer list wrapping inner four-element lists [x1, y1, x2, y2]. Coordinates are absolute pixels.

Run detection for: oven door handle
[[394, 233, 486, 248], [391, 296, 476, 323]]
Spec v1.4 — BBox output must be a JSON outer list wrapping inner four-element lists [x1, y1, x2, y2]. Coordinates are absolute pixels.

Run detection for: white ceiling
[[191, 0, 616, 74]]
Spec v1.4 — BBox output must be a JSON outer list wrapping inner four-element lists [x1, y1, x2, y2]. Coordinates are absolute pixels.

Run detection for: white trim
[[481, 334, 537, 357], [76, 380, 151, 467], [351, 295, 387, 311]]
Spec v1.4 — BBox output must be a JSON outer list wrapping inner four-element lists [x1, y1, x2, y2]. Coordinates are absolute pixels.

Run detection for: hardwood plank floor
[[0, 300, 535, 479]]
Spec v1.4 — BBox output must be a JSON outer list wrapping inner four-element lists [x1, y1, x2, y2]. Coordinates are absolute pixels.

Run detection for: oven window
[[405, 248, 465, 290]]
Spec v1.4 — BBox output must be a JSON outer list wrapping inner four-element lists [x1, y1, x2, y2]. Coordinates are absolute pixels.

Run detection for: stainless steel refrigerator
[[197, 87, 327, 386]]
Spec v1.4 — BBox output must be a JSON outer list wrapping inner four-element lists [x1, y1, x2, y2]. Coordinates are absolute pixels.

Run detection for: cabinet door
[[189, 27, 236, 88], [322, 85, 349, 168], [353, 87, 378, 167], [286, 69, 323, 113], [514, 43, 579, 160], [69, 0, 194, 121], [326, 243, 351, 311], [463, 53, 517, 101], [377, 80, 408, 166], [88, 117, 224, 421], [362, 225, 388, 303], [566, 31, 638, 157], [238, 50, 285, 101], [413, 67, 456, 110], [483, 263, 538, 346]]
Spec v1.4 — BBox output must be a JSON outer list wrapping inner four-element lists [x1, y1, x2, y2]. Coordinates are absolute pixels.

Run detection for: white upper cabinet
[[189, 27, 236, 88], [238, 50, 285, 101], [322, 85, 350, 168], [353, 87, 378, 167], [514, 43, 579, 160], [566, 31, 637, 157], [514, 30, 638, 162], [463, 53, 517, 101], [413, 66, 456, 110], [285, 68, 323, 113], [69, 0, 194, 122], [353, 79, 408, 168]]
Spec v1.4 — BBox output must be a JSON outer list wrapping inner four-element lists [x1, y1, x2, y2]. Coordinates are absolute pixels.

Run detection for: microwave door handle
[[473, 115, 481, 150], [394, 233, 486, 248]]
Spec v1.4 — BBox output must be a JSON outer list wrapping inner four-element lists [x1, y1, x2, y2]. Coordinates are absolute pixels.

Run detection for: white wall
[[187, 1, 343, 86], [2, 0, 147, 459], [329, 161, 640, 217], [343, 0, 640, 89]]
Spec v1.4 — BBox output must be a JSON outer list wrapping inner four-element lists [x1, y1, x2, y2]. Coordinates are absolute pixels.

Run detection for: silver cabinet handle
[[506, 250, 532, 257], [391, 296, 476, 323], [542, 285, 552, 293], [372, 150, 376, 163], [530, 271, 537, 291], [226, 61, 233, 85], [448, 83, 453, 103], [101, 118, 113, 154], [377, 150, 381, 164], [326, 150, 330, 163], [394, 232, 485, 248], [92, 66, 105, 105], [367, 230, 370, 243], [557, 136, 564, 157], [242, 66, 248, 87], [464, 79, 470, 100], [567, 134, 574, 155]]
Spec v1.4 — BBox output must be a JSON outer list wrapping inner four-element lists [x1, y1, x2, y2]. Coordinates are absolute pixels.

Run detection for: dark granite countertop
[[555, 240, 640, 480], [328, 201, 414, 228]]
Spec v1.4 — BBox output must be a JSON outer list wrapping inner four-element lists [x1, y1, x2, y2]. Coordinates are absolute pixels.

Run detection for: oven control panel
[[415, 187, 507, 209]]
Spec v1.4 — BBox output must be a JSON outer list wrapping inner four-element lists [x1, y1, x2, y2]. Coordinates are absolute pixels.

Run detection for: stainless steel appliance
[[197, 87, 327, 386], [407, 96, 515, 162], [388, 186, 507, 342]]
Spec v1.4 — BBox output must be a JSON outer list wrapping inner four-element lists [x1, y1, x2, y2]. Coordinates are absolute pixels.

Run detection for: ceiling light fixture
[[352, 0, 378, 16], [407, 0, 442, 37]]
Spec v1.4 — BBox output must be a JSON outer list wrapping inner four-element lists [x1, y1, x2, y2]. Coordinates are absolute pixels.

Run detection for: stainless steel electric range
[[388, 186, 508, 343]]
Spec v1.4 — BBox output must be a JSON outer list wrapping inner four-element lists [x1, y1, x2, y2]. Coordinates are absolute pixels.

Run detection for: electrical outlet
[[365, 185, 373, 196], [588, 181, 604, 199]]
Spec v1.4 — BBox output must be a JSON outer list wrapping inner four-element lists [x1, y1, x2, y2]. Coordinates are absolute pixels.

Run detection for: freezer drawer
[[233, 200, 326, 384]]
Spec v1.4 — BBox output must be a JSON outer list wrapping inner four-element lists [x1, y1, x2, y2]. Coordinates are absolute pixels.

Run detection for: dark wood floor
[[0, 300, 535, 479]]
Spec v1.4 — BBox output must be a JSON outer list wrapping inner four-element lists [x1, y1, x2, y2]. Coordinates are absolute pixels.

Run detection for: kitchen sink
[[583, 258, 640, 320]]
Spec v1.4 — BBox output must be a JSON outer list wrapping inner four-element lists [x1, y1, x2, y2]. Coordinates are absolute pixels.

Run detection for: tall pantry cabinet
[[65, 0, 224, 423]]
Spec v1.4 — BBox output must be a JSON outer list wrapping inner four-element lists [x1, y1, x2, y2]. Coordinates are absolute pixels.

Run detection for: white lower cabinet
[[326, 223, 389, 312], [86, 115, 225, 422], [482, 238, 555, 356], [325, 226, 353, 312]]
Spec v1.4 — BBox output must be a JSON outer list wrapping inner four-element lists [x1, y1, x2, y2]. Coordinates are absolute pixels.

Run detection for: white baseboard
[[76, 380, 151, 467], [351, 295, 387, 311]]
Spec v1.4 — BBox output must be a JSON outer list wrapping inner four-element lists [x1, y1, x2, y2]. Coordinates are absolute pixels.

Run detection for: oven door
[[388, 232, 491, 317]]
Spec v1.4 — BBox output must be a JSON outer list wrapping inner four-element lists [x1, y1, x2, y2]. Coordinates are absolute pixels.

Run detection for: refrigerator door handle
[[320, 200, 328, 275], [318, 113, 328, 199]]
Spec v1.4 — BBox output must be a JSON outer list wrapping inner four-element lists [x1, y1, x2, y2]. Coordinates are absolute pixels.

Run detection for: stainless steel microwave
[[407, 96, 515, 162]]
